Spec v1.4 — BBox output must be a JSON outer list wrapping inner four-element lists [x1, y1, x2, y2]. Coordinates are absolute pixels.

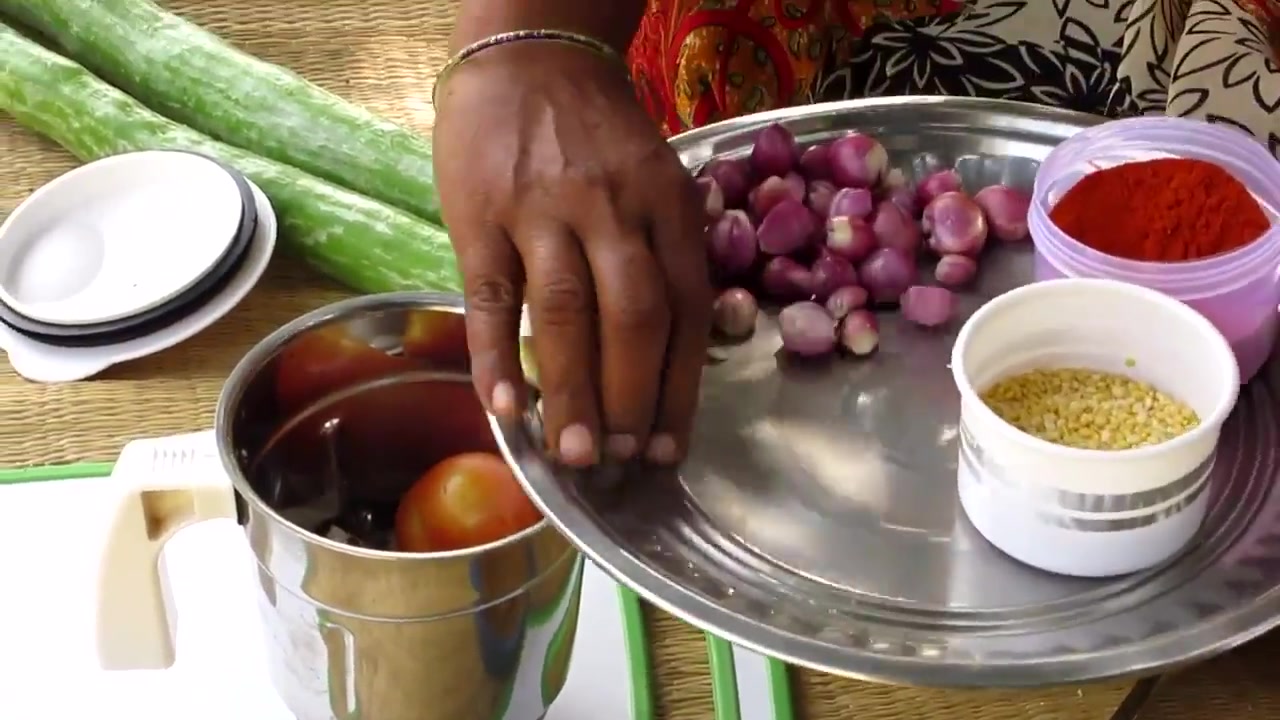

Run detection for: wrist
[[450, 0, 646, 56]]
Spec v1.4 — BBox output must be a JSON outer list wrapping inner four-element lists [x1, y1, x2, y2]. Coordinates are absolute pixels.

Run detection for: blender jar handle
[[96, 430, 236, 671]]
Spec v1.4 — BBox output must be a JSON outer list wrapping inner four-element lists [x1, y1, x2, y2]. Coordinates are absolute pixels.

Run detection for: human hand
[[433, 41, 713, 467]]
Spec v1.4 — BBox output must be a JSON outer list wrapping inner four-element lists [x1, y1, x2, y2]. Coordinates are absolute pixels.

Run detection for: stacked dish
[[0, 151, 277, 382], [1028, 117, 1280, 382]]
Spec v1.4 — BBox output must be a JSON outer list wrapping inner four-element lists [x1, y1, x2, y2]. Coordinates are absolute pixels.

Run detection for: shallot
[[712, 288, 759, 338], [829, 133, 888, 188], [799, 142, 833, 180], [709, 210, 758, 277], [973, 185, 1031, 243], [825, 285, 868, 319], [700, 158, 751, 208], [810, 253, 859, 301], [697, 177, 725, 219], [858, 248, 915, 305], [758, 199, 817, 256], [917, 168, 963, 206], [750, 174, 805, 217], [750, 123, 799, 178], [887, 186, 920, 219], [826, 216, 876, 262], [779, 301, 838, 357], [828, 187, 875, 220], [900, 285, 957, 327], [761, 256, 814, 301], [691, 129, 1016, 362], [925, 192, 988, 257], [934, 254, 979, 288], [870, 200, 922, 255], [883, 168, 909, 189], [807, 180, 838, 218], [839, 310, 880, 356]]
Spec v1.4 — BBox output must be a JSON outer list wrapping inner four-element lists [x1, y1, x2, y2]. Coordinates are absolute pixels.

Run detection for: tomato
[[274, 326, 412, 414], [402, 310, 469, 370], [395, 452, 541, 552]]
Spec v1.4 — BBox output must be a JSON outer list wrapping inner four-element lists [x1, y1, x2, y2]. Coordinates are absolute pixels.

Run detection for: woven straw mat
[[2, 1, 1278, 717]]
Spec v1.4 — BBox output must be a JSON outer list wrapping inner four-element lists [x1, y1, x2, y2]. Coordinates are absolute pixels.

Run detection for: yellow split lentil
[[980, 368, 1200, 451]]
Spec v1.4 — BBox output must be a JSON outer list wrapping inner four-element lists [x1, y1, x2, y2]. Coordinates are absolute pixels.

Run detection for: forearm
[[451, 0, 647, 55]]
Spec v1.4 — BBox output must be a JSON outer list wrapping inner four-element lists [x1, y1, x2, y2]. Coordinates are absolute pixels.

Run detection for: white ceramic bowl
[[950, 278, 1240, 577]]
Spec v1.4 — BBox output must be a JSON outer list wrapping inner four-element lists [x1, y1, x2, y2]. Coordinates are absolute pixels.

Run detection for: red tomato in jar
[[402, 310, 470, 370], [274, 326, 412, 414], [395, 452, 542, 552]]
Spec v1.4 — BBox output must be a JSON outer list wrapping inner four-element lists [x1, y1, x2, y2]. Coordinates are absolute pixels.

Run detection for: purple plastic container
[[1029, 117, 1280, 383]]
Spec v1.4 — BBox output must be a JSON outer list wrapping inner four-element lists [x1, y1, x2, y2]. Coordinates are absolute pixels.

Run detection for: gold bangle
[[431, 29, 625, 109]]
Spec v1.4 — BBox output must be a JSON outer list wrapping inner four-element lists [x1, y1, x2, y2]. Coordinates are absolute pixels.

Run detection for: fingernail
[[606, 434, 638, 459], [491, 381, 517, 416], [645, 434, 678, 465], [559, 424, 596, 465]]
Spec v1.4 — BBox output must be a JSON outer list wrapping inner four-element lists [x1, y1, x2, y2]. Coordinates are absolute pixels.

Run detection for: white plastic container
[[950, 279, 1240, 577]]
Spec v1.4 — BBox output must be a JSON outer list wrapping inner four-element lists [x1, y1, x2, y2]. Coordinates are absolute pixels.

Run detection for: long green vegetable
[[0, 0, 443, 226], [0, 22, 460, 294]]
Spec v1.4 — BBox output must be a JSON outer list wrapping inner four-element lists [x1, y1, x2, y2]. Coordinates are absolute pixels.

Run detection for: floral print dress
[[627, 0, 1280, 155]]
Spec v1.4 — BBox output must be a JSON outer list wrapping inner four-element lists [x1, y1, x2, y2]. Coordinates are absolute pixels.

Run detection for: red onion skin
[[887, 186, 920, 219], [749, 175, 804, 217], [870, 200, 922, 255], [829, 133, 888, 188], [973, 185, 1031, 243], [783, 172, 807, 202], [859, 247, 915, 305], [757, 199, 817, 256], [800, 143, 833, 180], [828, 187, 875, 220], [916, 169, 963, 206], [709, 210, 758, 277], [761, 256, 815, 301], [697, 177, 725, 219], [839, 310, 880, 356], [934, 254, 979, 288], [826, 216, 877, 263], [807, 180, 838, 218], [779, 301, 838, 357], [712, 288, 759, 338], [925, 192, 988, 257], [810, 253, 859, 301], [701, 158, 751, 208], [900, 285, 958, 328], [825, 285, 868, 319], [751, 123, 799, 178]]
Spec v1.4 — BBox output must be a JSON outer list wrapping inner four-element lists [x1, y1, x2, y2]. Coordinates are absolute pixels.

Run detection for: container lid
[[0, 175, 278, 383], [0, 157, 259, 348], [0, 151, 248, 327]]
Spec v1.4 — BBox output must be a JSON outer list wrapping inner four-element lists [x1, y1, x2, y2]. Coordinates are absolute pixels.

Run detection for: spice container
[[1028, 117, 1280, 382], [951, 279, 1240, 578]]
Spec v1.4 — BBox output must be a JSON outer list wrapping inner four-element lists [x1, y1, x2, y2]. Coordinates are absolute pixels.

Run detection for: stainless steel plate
[[496, 97, 1280, 687]]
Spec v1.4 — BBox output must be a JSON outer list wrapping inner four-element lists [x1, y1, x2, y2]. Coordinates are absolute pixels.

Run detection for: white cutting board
[[0, 456, 637, 719], [0, 433, 794, 720]]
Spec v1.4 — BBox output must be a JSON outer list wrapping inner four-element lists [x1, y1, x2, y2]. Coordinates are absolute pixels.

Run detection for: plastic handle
[[95, 429, 236, 670]]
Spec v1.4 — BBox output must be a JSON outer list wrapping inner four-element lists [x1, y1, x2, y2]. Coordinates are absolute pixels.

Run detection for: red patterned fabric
[[626, 0, 965, 135]]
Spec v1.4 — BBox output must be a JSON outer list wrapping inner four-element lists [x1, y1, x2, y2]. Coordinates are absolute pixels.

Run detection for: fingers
[[453, 222, 526, 419], [577, 213, 669, 461], [521, 224, 602, 467], [647, 174, 714, 464]]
